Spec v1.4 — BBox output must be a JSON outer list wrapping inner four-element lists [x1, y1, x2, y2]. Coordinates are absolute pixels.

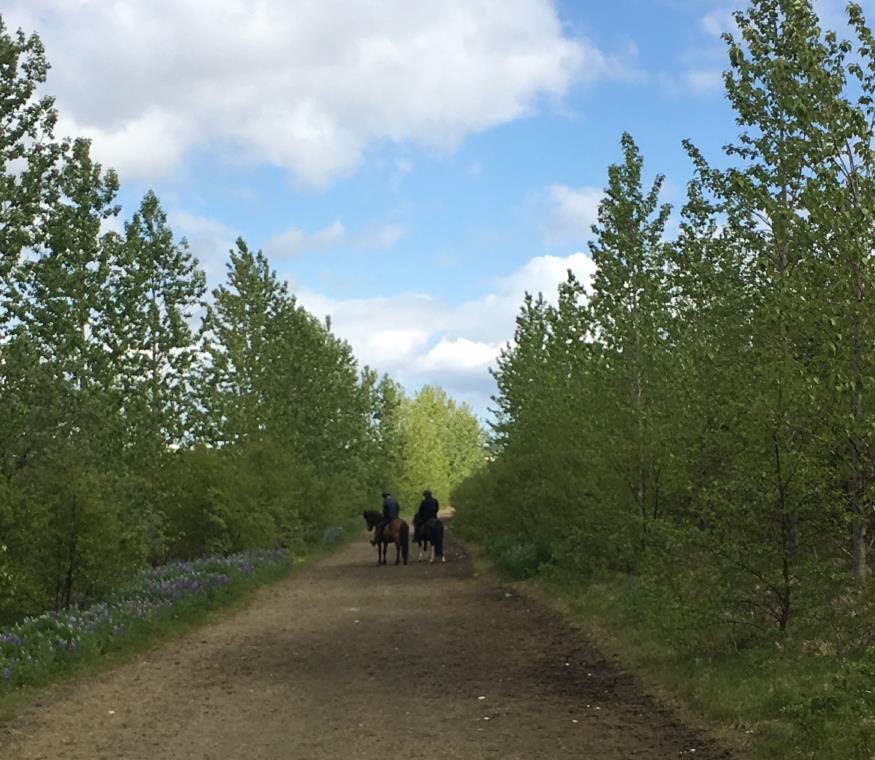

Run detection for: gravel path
[[0, 526, 732, 759]]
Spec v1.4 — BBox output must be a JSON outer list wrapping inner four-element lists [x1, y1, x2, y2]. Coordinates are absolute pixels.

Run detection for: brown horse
[[363, 510, 409, 565]]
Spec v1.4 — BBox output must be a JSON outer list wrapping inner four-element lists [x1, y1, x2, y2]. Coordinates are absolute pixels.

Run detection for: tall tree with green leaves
[[0, 17, 64, 479], [371, 374, 406, 492], [0, 17, 59, 331], [198, 237, 289, 445], [587, 132, 672, 543], [490, 292, 552, 450], [673, 0, 859, 625], [20, 138, 119, 402], [108, 190, 206, 455], [798, 3, 875, 579]]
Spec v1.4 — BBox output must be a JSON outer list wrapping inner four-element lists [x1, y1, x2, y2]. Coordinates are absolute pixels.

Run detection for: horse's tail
[[433, 519, 444, 558], [400, 521, 409, 563]]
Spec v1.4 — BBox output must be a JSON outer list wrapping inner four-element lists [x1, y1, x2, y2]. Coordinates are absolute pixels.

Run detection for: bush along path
[[0, 527, 732, 759]]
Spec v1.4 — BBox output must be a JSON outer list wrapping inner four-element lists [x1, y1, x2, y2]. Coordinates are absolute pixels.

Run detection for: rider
[[371, 491, 400, 545], [414, 489, 440, 539]]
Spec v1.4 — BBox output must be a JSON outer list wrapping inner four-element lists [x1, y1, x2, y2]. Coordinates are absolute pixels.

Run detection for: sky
[[5, 0, 873, 419]]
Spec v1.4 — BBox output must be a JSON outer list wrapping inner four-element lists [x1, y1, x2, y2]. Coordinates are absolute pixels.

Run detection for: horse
[[362, 510, 409, 566], [413, 516, 445, 563]]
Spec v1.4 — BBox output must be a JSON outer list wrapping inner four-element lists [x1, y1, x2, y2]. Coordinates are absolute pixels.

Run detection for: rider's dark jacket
[[417, 495, 439, 522], [382, 496, 400, 520]]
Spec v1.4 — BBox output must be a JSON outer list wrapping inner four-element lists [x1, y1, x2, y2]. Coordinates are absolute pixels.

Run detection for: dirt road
[[0, 528, 732, 759]]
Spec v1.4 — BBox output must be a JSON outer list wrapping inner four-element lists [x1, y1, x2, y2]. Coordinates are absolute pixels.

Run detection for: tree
[[800, 3, 875, 579], [396, 386, 484, 511], [0, 17, 59, 332], [198, 237, 288, 445], [108, 190, 206, 454], [16, 139, 120, 450], [587, 132, 672, 543]]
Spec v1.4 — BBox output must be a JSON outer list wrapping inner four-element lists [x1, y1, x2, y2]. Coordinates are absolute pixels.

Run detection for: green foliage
[[0, 16, 59, 297], [453, 2, 875, 755], [158, 440, 329, 560], [108, 190, 206, 455], [392, 385, 485, 510], [780, 655, 875, 759], [555, 569, 875, 760], [0, 11, 427, 633], [0, 448, 138, 619]]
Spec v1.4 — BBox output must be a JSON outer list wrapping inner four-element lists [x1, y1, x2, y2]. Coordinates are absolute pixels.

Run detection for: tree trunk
[[853, 520, 868, 580], [849, 259, 869, 580]]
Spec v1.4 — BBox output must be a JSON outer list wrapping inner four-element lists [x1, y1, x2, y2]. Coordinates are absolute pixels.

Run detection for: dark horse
[[363, 510, 409, 565], [413, 517, 445, 563]]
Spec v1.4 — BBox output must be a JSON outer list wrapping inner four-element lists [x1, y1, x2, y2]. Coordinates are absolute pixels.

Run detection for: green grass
[[445, 523, 875, 760], [536, 573, 875, 760]]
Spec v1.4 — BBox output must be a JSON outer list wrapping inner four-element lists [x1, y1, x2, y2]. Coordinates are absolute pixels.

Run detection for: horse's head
[[363, 510, 380, 529]]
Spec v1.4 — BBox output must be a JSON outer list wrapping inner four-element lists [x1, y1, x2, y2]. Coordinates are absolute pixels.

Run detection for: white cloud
[[366, 329, 431, 365], [294, 251, 596, 415], [9, 0, 622, 185], [169, 211, 237, 241], [167, 210, 238, 282], [544, 184, 603, 242], [497, 252, 596, 305], [55, 109, 195, 181], [701, 8, 736, 39], [422, 338, 500, 372], [367, 223, 406, 249], [389, 158, 413, 191], [683, 68, 723, 95], [263, 218, 404, 258], [263, 220, 345, 258]]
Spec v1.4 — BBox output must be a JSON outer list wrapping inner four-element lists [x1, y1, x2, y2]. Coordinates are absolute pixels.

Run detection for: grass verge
[[462, 532, 875, 760]]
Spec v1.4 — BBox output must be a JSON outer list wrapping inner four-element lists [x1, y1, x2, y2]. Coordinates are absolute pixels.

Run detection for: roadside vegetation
[[0, 550, 291, 694], [0, 10, 483, 660], [453, 2, 875, 758]]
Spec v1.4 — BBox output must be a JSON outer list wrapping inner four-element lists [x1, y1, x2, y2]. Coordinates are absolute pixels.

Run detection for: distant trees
[[391, 385, 485, 511]]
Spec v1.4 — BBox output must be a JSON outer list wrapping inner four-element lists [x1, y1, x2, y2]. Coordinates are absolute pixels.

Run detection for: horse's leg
[[394, 541, 400, 565]]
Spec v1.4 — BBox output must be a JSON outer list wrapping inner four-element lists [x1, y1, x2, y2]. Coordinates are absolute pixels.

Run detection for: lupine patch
[[0, 549, 288, 691]]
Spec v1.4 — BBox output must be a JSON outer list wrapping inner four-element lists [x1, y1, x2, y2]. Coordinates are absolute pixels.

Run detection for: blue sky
[[6, 0, 872, 417]]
